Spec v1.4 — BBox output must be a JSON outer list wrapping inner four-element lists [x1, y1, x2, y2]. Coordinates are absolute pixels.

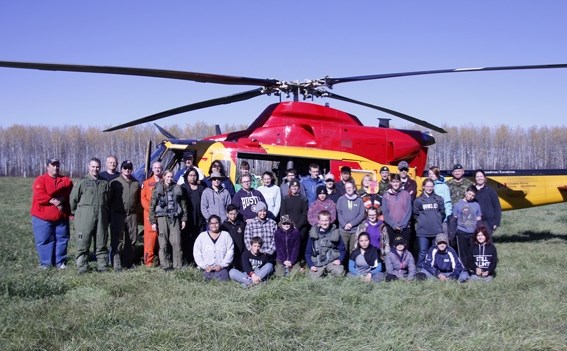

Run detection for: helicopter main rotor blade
[[326, 64, 567, 86], [0, 61, 277, 86], [104, 88, 266, 132], [324, 92, 447, 134]]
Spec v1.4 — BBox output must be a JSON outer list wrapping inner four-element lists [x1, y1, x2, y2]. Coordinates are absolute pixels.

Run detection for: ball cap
[[379, 166, 390, 173], [182, 153, 194, 161], [397, 161, 409, 170], [436, 233, 449, 244], [316, 185, 327, 195], [121, 160, 134, 170], [210, 171, 224, 179], [393, 236, 407, 246], [279, 214, 294, 226], [47, 158, 61, 165], [324, 173, 335, 181], [289, 179, 300, 187], [452, 164, 464, 171]]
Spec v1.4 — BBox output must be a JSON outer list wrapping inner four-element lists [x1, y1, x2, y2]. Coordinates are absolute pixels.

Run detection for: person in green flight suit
[[70, 157, 110, 273]]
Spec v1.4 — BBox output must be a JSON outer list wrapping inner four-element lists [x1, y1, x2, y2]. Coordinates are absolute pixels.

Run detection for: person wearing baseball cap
[[31, 157, 73, 270], [397, 161, 417, 201], [108, 159, 140, 271], [174, 153, 204, 184], [324, 173, 340, 203], [384, 236, 416, 281], [420, 232, 468, 282]]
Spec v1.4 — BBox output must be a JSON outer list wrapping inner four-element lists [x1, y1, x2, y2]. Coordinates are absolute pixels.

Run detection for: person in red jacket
[[30, 158, 73, 269]]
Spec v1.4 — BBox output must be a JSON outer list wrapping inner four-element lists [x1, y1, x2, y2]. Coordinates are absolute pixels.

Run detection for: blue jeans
[[32, 216, 70, 267], [417, 236, 435, 269], [229, 263, 274, 287], [202, 268, 230, 281], [422, 268, 469, 282]]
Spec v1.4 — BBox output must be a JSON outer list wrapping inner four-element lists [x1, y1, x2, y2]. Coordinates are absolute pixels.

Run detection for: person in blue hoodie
[[301, 163, 325, 206], [413, 178, 446, 269], [428, 166, 452, 231], [419, 233, 468, 282]]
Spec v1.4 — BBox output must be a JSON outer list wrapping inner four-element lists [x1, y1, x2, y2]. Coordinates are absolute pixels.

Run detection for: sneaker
[[57, 263, 67, 270], [39, 265, 50, 270]]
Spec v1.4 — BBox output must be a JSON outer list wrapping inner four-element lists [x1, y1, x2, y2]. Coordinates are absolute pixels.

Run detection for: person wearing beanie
[[243, 201, 277, 258], [308, 185, 337, 226]]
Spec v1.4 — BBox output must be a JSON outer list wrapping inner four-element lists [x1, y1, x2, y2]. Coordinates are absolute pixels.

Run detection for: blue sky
[[1, 1, 566, 130]]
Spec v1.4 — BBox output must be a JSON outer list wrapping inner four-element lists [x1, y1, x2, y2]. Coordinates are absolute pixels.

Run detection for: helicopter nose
[[421, 131, 436, 147]]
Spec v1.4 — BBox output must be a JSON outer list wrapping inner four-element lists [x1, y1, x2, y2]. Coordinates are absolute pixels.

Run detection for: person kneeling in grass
[[418, 233, 468, 282], [229, 236, 274, 287], [467, 225, 498, 282], [305, 210, 346, 279], [347, 232, 384, 282], [384, 236, 416, 281]]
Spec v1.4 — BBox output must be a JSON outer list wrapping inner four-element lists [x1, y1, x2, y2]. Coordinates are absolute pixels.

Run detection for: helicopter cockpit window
[[160, 148, 180, 172]]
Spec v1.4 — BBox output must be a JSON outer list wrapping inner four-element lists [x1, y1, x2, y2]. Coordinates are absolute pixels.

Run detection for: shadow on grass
[[494, 230, 567, 243]]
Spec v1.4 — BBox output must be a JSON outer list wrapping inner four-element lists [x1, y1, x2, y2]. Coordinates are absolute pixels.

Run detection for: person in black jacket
[[220, 204, 246, 271], [468, 225, 498, 282], [474, 169, 501, 236], [180, 167, 206, 265]]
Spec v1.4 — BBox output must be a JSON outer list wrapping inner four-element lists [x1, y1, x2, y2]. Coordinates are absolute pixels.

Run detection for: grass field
[[1, 177, 566, 350]]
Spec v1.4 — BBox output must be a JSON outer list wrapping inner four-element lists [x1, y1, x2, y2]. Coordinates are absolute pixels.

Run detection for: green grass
[[1, 177, 566, 350]]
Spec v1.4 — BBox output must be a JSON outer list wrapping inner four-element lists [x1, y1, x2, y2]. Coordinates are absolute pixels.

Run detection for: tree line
[[1, 122, 565, 178]]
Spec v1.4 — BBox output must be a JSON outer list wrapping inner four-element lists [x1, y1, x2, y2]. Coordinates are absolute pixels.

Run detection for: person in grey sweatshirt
[[336, 181, 366, 254]]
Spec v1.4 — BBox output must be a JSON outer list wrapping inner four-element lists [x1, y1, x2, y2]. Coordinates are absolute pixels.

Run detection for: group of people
[[30, 155, 499, 285]]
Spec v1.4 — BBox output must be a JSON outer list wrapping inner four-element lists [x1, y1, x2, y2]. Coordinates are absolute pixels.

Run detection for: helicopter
[[1, 60, 566, 210]]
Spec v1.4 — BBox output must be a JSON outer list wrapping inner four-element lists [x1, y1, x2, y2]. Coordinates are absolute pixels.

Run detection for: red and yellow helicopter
[[1, 61, 566, 210]]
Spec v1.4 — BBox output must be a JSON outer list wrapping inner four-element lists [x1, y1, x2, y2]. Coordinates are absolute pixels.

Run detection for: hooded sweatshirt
[[413, 192, 445, 237], [382, 189, 412, 230]]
